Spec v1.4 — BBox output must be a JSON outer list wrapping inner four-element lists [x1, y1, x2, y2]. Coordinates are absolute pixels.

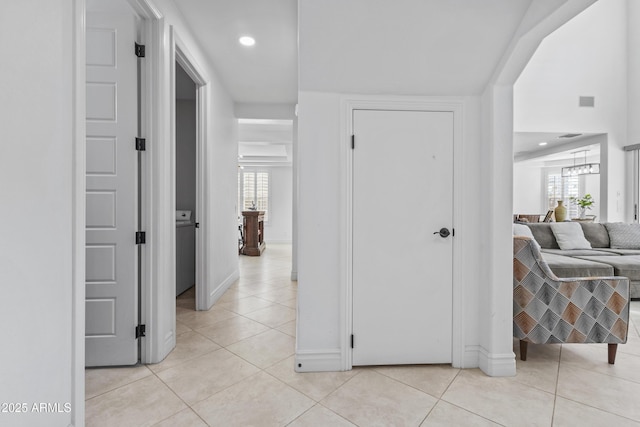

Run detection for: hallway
[[85, 244, 640, 426]]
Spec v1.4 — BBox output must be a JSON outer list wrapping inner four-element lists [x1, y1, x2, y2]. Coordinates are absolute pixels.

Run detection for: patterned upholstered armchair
[[513, 236, 629, 364]]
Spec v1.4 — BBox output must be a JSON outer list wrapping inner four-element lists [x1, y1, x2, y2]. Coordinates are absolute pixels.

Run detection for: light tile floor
[[86, 244, 640, 426]]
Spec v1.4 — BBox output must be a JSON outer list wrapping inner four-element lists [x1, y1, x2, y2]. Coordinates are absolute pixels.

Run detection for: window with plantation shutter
[[238, 169, 269, 221], [242, 172, 255, 210], [255, 172, 269, 213], [546, 172, 580, 219]]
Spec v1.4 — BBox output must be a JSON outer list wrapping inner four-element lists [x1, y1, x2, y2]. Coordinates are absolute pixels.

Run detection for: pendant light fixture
[[561, 150, 600, 177]]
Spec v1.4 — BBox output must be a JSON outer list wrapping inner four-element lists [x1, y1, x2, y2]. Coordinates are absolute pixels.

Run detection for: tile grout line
[[550, 344, 563, 426], [556, 394, 640, 424], [84, 366, 154, 402], [555, 343, 640, 422], [149, 366, 210, 427], [435, 369, 511, 426], [372, 367, 456, 401], [560, 352, 640, 386]]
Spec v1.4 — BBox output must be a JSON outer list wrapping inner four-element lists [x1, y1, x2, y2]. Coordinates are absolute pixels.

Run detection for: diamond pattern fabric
[[513, 237, 629, 345]]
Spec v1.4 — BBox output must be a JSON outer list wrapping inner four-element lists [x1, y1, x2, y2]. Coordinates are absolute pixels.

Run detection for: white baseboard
[[209, 269, 239, 306], [457, 345, 481, 368], [294, 346, 515, 376], [478, 347, 516, 377], [295, 349, 344, 372]]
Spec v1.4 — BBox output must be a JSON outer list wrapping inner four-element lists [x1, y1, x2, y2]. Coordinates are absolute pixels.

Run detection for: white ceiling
[[298, 0, 534, 95], [238, 119, 293, 166], [172, 0, 582, 164], [513, 132, 604, 163], [172, 0, 553, 102], [173, 0, 298, 104]]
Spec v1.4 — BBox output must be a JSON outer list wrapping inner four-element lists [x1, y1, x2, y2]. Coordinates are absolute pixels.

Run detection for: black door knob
[[433, 228, 450, 238]]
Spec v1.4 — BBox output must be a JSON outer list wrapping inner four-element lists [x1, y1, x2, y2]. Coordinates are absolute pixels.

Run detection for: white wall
[[629, 1, 640, 145], [584, 173, 601, 217], [153, 0, 240, 314], [0, 1, 80, 425], [627, 1, 640, 217], [0, 0, 240, 423], [176, 99, 197, 214], [514, 0, 629, 221], [296, 0, 593, 376], [513, 163, 544, 214], [234, 102, 296, 120], [296, 90, 491, 370], [265, 167, 293, 243], [296, 91, 346, 353]]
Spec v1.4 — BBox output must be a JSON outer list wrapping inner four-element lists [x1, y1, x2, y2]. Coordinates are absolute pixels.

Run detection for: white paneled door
[[85, 3, 139, 366], [352, 109, 453, 366]]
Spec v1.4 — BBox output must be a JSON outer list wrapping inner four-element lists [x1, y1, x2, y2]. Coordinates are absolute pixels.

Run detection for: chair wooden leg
[[520, 340, 528, 361], [608, 343, 618, 365]]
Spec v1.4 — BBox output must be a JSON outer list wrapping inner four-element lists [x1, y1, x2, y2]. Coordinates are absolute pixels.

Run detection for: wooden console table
[[241, 210, 266, 256]]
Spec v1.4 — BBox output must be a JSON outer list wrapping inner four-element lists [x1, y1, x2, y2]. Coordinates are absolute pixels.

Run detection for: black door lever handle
[[433, 228, 450, 238]]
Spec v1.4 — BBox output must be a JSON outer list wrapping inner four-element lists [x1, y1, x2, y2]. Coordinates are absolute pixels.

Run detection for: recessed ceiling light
[[239, 36, 255, 47], [539, 142, 548, 146]]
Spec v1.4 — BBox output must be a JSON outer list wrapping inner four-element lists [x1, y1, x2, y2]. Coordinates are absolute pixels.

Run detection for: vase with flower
[[570, 194, 595, 219]]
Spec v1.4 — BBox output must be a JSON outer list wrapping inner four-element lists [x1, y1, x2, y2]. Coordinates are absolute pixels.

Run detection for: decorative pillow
[[579, 223, 610, 248], [550, 222, 592, 250], [604, 223, 640, 249], [513, 223, 534, 240], [527, 223, 560, 249]]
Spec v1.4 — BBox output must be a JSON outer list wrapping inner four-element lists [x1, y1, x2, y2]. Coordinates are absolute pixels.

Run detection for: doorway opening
[[237, 118, 295, 258], [172, 33, 209, 312], [175, 62, 198, 309], [513, 133, 606, 222]]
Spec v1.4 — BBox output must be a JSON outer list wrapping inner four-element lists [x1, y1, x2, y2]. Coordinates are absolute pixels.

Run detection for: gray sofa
[[521, 222, 640, 299]]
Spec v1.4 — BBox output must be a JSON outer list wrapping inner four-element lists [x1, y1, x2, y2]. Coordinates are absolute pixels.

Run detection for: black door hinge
[[135, 324, 146, 339], [452, 228, 455, 237], [135, 43, 145, 58], [195, 222, 200, 229], [135, 137, 146, 151], [351, 334, 354, 348], [351, 135, 355, 149], [136, 231, 146, 245]]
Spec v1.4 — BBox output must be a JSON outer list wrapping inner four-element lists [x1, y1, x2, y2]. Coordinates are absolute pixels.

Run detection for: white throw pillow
[[550, 222, 592, 250], [513, 223, 534, 240]]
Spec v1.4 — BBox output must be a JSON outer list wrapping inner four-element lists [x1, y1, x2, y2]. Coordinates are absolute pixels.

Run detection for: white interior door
[[352, 109, 453, 366], [85, 2, 139, 367]]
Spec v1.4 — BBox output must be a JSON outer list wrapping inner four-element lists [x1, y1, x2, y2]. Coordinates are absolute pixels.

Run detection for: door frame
[[341, 96, 465, 370], [71, 1, 86, 423], [171, 28, 210, 310], [75, 0, 215, 369], [122, 0, 169, 366], [72, 0, 167, 421], [74, 0, 179, 387]]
